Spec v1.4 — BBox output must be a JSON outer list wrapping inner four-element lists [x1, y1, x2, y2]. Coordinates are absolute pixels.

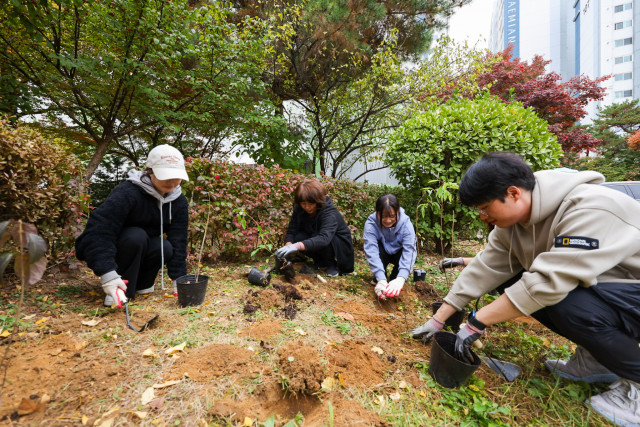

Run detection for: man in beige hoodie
[[412, 152, 640, 427]]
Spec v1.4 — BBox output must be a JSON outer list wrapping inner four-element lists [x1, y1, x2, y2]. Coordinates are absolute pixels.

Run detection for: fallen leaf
[[75, 341, 88, 351], [41, 393, 51, 403], [420, 389, 426, 397], [148, 397, 165, 411], [294, 328, 307, 336], [17, 397, 44, 415], [0, 330, 10, 338], [371, 346, 384, 355], [141, 387, 155, 405], [165, 342, 187, 355], [243, 417, 253, 426], [151, 417, 166, 426], [81, 319, 102, 327], [338, 373, 345, 386], [377, 395, 385, 408], [153, 380, 181, 389], [35, 317, 49, 325], [22, 314, 36, 320], [97, 419, 114, 427], [142, 348, 157, 358], [389, 392, 401, 401], [131, 411, 148, 420], [321, 377, 336, 391], [81, 415, 89, 425], [398, 381, 408, 389], [336, 312, 355, 321]]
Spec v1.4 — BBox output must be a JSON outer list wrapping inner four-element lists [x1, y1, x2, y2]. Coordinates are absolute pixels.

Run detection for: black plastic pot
[[176, 274, 208, 307], [429, 331, 481, 388], [248, 267, 271, 287], [413, 269, 427, 282], [431, 302, 467, 333]]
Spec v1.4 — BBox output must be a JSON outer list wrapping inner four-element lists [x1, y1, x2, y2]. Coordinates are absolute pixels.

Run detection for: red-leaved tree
[[477, 45, 609, 153]]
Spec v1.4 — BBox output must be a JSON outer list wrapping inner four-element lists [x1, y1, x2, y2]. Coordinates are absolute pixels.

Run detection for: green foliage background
[[386, 95, 563, 252]]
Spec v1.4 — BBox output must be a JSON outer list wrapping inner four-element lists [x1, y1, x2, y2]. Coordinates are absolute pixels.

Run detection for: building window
[[615, 3, 633, 13], [615, 37, 633, 47], [615, 72, 633, 81], [614, 20, 633, 30], [615, 90, 633, 98], [615, 55, 633, 64]]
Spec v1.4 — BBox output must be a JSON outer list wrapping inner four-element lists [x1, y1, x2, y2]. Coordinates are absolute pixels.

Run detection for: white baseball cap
[[146, 145, 189, 181]]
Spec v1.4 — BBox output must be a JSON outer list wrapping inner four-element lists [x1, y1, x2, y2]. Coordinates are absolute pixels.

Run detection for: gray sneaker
[[136, 286, 154, 295], [545, 346, 620, 384], [587, 379, 640, 426]]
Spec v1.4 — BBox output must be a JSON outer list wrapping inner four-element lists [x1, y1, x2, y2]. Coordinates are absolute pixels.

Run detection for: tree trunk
[[84, 139, 111, 180]]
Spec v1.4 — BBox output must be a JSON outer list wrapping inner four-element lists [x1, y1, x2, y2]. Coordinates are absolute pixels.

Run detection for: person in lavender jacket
[[363, 194, 417, 299]]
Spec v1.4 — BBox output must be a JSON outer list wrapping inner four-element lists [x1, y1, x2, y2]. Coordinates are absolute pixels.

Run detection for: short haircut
[[375, 194, 400, 222], [458, 151, 535, 206], [294, 179, 327, 208]]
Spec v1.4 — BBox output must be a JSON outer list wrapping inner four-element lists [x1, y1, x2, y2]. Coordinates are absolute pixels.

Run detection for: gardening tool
[[480, 356, 522, 382], [124, 302, 159, 332], [469, 296, 522, 382]]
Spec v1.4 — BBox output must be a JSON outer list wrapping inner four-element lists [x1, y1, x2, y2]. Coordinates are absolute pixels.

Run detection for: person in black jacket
[[275, 179, 354, 277], [75, 145, 189, 307]]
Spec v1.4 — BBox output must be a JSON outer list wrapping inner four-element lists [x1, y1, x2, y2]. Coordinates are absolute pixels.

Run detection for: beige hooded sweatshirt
[[444, 169, 640, 315]]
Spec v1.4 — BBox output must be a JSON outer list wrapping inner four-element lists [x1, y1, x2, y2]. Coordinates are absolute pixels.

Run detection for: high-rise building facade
[[490, 0, 639, 121]]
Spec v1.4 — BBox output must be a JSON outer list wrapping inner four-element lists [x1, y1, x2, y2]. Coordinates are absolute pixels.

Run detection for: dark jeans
[[496, 271, 640, 381], [291, 231, 336, 269], [115, 227, 173, 298], [378, 240, 401, 281]]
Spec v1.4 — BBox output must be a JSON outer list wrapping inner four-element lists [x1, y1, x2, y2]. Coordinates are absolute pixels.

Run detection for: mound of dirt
[[238, 320, 283, 341], [169, 343, 260, 382], [276, 340, 325, 394], [414, 281, 441, 299], [327, 339, 387, 387]]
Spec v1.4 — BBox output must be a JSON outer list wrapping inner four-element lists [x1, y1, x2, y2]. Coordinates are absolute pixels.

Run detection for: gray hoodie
[[445, 169, 640, 315]]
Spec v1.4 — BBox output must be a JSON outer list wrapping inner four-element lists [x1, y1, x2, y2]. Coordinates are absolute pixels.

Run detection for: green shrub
[[386, 95, 563, 252], [0, 120, 89, 263], [183, 159, 395, 261]]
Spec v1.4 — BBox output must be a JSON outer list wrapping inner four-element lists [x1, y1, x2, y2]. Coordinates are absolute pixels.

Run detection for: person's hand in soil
[[102, 276, 128, 307], [384, 277, 405, 298], [454, 320, 485, 364], [410, 317, 444, 343], [275, 242, 302, 259], [374, 280, 388, 299], [438, 257, 467, 272]]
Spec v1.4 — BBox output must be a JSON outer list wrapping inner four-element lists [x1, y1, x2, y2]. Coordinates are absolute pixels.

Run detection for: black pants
[[496, 272, 640, 381], [291, 231, 336, 269], [115, 227, 173, 299], [378, 240, 401, 281]]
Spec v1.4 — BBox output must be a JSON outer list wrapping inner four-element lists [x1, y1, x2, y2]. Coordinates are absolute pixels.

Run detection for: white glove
[[102, 277, 128, 308], [384, 277, 406, 298], [374, 280, 388, 300], [410, 317, 444, 343], [172, 280, 178, 296]]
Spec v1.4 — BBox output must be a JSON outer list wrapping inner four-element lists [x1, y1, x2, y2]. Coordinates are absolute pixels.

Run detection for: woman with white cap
[[75, 145, 189, 306]]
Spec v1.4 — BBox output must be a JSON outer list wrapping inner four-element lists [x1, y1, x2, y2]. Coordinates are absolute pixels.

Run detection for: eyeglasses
[[473, 200, 494, 216]]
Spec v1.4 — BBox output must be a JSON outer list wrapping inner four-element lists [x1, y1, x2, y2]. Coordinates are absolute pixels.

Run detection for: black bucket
[[176, 274, 208, 307], [431, 302, 467, 333], [429, 331, 481, 388], [413, 269, 427, 282], [248, 267, 271, 287]]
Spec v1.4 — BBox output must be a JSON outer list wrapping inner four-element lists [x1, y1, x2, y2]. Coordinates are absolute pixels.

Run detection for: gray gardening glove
[[275, 243, 300, 259], [438, 257, 465, 272], [454, 321, 485, 364], [410, 317, 444, 344]]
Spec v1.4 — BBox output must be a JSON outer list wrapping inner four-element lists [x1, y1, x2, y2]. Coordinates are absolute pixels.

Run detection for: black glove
[[454, 315, 486, 364], [438, 257, 465, 272]]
